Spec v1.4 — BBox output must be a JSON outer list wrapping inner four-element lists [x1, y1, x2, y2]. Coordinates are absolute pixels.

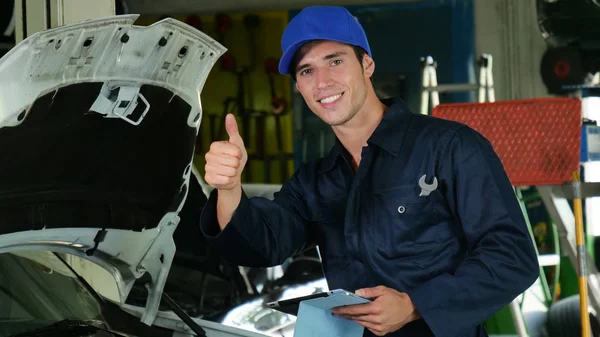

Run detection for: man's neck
[[333, 96, 387, 170]]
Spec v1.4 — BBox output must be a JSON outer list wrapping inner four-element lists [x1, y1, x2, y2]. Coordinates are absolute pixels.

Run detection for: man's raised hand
[[204, 113, 247, 191]]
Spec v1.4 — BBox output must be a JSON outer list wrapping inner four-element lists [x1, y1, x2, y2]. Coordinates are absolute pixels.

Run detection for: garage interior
[[1, 0, 600, 337]]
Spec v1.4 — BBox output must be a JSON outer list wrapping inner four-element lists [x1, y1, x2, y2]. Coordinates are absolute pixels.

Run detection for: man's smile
[[318, 92, 344, 107]]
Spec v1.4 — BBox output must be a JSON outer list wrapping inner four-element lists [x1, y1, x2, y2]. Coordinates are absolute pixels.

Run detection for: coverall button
[[397, 205, 406, 213]]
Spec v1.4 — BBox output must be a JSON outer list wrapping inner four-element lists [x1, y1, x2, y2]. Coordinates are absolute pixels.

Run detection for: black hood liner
[[0, 83, 196, 235]]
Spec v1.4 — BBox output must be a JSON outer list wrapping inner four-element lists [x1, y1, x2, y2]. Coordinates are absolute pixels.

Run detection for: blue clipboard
[[267, 289, 371, 337]]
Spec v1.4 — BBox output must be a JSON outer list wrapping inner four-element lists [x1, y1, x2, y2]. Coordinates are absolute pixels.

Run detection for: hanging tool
[[235, 67, 250, 146], [217, 50, 250, 146], [235, 14, 260, 146], [185, 15, 203, 31], [251, 110, 267, 160], [220, 52, 235, 73], [213, 15, 252, 181], [243, 15, 260, 110], [215, 13, 234, 76], [220, 54, 251, 181], [216, 47, 236, 142], [243, 15, 260, 68], [265, 58, 287, 150], [207, 114, 218, 142], [246, 109, 269, 182], [265, 57, 290, 182], [215, 13, 232, 44], [573, 171, 591, 337]]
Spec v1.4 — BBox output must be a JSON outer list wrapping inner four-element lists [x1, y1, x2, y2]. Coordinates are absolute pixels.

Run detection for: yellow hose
[[573, 171, 590, 337]]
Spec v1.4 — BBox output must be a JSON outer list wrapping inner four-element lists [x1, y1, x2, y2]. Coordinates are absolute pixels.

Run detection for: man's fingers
[[204, 173, 231, 186], [205, 134, 246, 191], [205, 152, 240, 169], [209, 141, 243, 159], [335, 314, 372, 323], [345, 314, 381, 325], [205, 164, 237, 178], [218, 155, 241, 169], [332, 302, 377, 316], [355, 286, 388, 299]]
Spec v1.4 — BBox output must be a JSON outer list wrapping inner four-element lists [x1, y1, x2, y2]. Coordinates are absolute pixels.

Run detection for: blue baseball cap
[[278, 6, 372, 75]]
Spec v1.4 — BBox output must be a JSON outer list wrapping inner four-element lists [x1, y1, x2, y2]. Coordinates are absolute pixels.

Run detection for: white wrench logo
[[418, 174, 438, 196]]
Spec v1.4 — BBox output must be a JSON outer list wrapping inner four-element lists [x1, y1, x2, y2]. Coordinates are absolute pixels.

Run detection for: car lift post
[[420, 54, 495, 115], [13, 0, 115, 43]]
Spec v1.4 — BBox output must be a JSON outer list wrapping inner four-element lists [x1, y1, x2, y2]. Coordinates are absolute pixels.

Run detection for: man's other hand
[[204, 113, 247, 191], [332, 286, 421, 336]]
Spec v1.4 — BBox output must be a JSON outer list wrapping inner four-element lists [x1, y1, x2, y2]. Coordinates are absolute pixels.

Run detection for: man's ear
[[363, 54, 375, 78]]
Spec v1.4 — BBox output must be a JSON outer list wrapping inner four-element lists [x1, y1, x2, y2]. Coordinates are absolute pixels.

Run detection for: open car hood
[[0, 15, 225, 326]]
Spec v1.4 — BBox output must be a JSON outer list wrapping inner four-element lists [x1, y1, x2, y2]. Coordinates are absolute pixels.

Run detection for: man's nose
[[315, 69, 333, 88]]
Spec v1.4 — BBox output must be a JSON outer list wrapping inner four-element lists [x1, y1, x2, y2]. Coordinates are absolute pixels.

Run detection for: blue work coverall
[[200, 99, 540, 337]]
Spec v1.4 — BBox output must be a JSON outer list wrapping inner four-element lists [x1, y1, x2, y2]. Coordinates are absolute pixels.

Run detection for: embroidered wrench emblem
[[418, 174, 438, 196]]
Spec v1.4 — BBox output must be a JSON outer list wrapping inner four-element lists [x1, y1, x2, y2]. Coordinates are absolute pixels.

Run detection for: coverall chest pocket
[[372, 184, 443, 261], [310, 194, 346, 224]]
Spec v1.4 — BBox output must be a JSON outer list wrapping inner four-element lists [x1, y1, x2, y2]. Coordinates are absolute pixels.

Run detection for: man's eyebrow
[[296, 62, 310, 74], [295, 51, 348, 74], [323, 51, 347, 60]]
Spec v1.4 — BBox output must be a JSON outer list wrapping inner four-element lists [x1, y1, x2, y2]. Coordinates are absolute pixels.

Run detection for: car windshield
[[0, 251, 105, 337]]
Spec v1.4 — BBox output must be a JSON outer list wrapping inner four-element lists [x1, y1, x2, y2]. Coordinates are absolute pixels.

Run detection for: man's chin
[[327, 119, 348, 127], [327, 111, 360, 127], [310, 106, 354, 126], [326, 116, 354, 127]]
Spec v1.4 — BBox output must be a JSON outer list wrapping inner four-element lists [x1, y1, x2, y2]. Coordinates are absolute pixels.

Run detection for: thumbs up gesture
[[205, 114, 248, 190]]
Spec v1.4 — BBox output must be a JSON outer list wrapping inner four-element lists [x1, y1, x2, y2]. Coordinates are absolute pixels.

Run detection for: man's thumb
[[355, 286, 386, 299], [225, 114, 243, 146]]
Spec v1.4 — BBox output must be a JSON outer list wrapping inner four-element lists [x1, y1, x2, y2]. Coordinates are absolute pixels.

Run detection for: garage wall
[[474, 0, 550, 101], [126, 0, 416, 15]]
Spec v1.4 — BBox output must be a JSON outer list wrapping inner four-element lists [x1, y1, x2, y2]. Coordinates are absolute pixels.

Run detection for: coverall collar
[[318, 98, 412, 174]]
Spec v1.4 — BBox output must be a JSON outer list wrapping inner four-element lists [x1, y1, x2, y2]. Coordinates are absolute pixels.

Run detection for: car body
[[0, 14, 326, 337]]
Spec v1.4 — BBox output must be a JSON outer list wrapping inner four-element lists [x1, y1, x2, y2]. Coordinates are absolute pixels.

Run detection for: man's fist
[[205, 114, 247, 190]]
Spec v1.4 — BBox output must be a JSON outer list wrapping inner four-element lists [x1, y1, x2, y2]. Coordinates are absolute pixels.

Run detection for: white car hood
[[0, 14, 225, 326]]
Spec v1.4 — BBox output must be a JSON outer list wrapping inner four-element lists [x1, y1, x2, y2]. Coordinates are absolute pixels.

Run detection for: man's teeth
[[320, 94, 342, 104]]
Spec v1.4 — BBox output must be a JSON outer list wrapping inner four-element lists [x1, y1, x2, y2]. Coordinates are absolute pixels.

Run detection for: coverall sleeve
[[405, 126, 540, 337], [199, 172, 311, 268]]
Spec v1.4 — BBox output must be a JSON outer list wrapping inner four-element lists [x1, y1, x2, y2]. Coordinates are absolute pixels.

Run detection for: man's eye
[[332, 59, 343, 66], [300, 69, 312, 76]]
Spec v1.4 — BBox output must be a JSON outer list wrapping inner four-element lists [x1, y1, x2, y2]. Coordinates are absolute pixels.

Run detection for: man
[[200, 6, 539, 337]]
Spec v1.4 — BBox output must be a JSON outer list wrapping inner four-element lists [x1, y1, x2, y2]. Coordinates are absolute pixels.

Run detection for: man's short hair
[[288, 42, 368, 81]]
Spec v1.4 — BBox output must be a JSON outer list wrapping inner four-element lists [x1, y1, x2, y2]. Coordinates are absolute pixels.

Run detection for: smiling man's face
[[294, 40, 373, 126]]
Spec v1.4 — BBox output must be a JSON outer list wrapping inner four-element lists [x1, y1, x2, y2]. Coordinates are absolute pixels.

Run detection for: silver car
[[0, 15, 326, 337]]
